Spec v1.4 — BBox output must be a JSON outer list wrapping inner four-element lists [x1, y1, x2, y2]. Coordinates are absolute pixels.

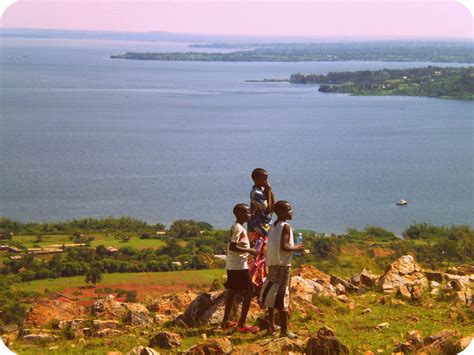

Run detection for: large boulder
[[183, 337, 233, 354], [175, 291, 226, 327], [291, 276, 337, 303], [149, 332, 181, 349], [93, 295, 151, 324], [306, 327, 349, 355], [148, 290, 198, 316], [25, 299, 87, 327], [378, 255, 428, 292]]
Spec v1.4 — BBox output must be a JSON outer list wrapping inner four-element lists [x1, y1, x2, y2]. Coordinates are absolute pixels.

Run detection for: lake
[[1, 38, 473, 233]]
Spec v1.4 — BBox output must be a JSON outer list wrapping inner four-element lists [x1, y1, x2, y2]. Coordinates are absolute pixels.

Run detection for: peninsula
[[110, 42, 474, 63], [289, 66, 474, 99]]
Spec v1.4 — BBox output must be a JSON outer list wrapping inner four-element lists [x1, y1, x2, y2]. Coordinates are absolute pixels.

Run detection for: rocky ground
[[2, 255, 473, 354]]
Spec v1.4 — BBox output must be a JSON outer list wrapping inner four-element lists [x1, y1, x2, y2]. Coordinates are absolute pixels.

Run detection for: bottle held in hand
[[295, 233, 303, 256]]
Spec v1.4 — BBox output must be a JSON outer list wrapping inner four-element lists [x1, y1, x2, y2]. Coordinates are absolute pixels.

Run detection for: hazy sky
[[1, 0, 473, 39]]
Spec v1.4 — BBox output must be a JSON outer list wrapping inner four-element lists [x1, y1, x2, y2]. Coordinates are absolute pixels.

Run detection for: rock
[[149, 332, 181, 349], [454, 333, 474, 352], [96, 328, 122, 338], [394, 330, 425, 353], [25, 299, 87, 327], [448, 264, 474, 276], [330, 275, 359, 293], [58, 318, 89, 330], [350, 269, 379, 288], [306, 327, 349, 355], [93, 320, 120, 330], [184, 337, 233, 354], [22, 333, 57, 343], [450, 279, 464, 291], [424, 270, 445, 282], [420, 329, 461, 352], [175, 291, 226, 326], [411, 285, 423, 301], [291, 276, 337, 302], [430, 280, 440, 288], [407, 330, 424, 348], [361, 308, 372, 315], [335, 283, 346, 295], [378, 255, 428, 293], [293, 265, 331, 282], [93, 295, 150, 323], [257, 337, 306, 353], [337, 295, 350, 303], [93, 295, 127, 319], [148, 290, 198, 315], [398, 285, 412, 300], [375, 322, 390, 330], [127, 346, 159, 355], [127, 310, 151, 326]]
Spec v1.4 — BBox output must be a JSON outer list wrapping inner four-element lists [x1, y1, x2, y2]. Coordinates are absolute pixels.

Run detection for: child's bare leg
[[221, 290, 237, 328], [237, 290, 252, 327], [279, 310, 297, 339], [267, 308, 275, 333]]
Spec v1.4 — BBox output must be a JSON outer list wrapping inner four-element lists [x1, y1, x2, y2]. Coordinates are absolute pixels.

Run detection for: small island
[[289, 66, 474, 99]]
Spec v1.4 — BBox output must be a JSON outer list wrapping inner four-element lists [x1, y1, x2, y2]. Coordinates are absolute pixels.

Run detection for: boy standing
[[259, 201, 304, 339], [221, 203, 259, 333], [248, 168, 275, 287]]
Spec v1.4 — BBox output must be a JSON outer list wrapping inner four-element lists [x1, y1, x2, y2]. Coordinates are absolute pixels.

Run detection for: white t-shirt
[[226, 223, 250, 270], [265, 221, 294, 267]]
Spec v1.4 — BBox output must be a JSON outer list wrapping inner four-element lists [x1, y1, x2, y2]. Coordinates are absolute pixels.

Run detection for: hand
[[295, 243, 305, 251], [263, 180, 272, 191], [249, 248, 259, 256]]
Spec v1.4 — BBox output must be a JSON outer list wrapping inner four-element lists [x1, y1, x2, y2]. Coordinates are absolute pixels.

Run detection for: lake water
[[1, 38, 473, 233]]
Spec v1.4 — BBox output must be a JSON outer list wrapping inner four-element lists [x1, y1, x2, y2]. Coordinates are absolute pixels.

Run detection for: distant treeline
[[111, 42, 474, 63], [290, 66, 474, 99]]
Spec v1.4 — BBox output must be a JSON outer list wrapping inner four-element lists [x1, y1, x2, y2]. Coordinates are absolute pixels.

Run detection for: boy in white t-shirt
[[259, 201, 304, 339], [221, 203, 259, 333]]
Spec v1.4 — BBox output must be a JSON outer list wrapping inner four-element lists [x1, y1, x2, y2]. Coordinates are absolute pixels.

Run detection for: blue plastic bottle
[[295, 232, 303, 256]]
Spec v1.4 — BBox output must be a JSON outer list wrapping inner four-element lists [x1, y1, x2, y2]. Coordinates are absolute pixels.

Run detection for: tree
[[85, 267, 102, 287]]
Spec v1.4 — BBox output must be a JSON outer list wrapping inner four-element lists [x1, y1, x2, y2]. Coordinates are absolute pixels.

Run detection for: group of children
[[222, 168, 305, 339]]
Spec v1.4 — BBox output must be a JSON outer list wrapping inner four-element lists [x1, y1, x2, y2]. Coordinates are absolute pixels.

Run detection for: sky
[[0, 0, 473, 39]]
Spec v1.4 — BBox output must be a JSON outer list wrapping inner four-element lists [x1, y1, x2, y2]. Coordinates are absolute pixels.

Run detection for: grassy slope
[[10, 290, 474, 354], [12, 269, 224, 294]]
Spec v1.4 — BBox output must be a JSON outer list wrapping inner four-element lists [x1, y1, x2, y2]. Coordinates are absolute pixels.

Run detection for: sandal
[[238, 325, 259, 334], [221, 321, 238, 329]]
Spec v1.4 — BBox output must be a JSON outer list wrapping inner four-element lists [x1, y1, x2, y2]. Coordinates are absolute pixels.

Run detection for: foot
[[221, 321, 237, 329], [237, 324, 259, 334], [280, 331, 298, 339]]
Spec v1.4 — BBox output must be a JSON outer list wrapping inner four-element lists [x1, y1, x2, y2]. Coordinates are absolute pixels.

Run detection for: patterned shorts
[[259, 265, 291, 311]]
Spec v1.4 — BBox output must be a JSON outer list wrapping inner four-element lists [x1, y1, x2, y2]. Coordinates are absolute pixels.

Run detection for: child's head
[[233, 203, 251, 223], [251, 168, 268, 187], [274, 200, 293, 220]]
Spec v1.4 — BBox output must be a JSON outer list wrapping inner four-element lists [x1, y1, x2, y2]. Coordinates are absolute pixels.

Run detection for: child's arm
[[229, 231, 258, 255], [263, 181, 275, 214], [280, 224, 305, 252]]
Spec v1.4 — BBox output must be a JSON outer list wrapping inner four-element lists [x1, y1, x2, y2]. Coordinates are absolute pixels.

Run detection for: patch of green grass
[[300, 291, 474, 353], [11, 233, 166, 250], [12, 269, 224, 293]]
